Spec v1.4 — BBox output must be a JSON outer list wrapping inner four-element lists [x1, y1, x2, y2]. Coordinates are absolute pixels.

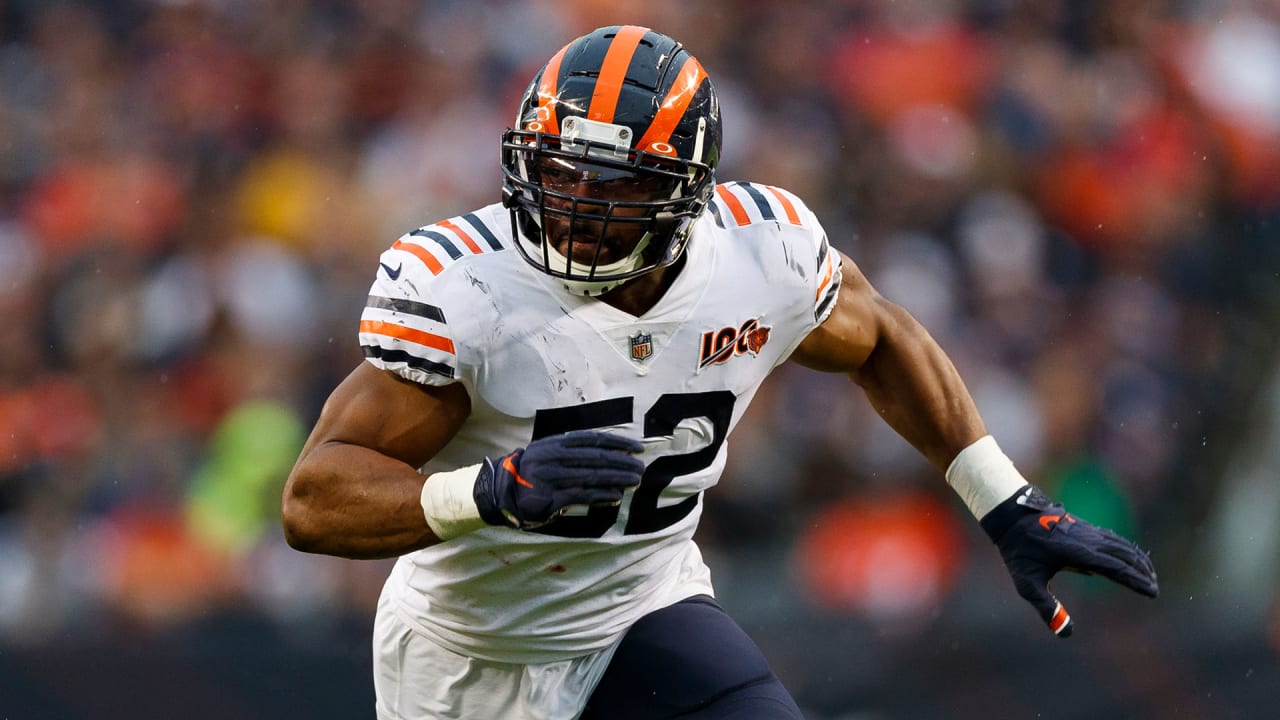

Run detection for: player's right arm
[[282, 362, 472, 559], [283, 229, 645, 560], [282, 359, 647, 559]]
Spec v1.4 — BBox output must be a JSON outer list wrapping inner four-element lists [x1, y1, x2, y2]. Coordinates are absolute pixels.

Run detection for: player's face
[[536, 157, 677, 264]]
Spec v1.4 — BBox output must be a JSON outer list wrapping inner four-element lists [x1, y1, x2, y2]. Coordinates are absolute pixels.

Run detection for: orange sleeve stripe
[[715, 185, 751, 226], [359, 320, 455, 354], [392, 239, 444, 275], [438, 219, 483, 254], [636, 56, 707, 152], [765, 185, 802, 225], [815, 254, 834, 302], [588, 25, 648, 123], [536, 43, 570, 134]]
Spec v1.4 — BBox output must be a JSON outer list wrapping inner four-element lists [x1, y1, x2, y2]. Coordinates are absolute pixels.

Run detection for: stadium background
[[1, 1, 1278, 717]]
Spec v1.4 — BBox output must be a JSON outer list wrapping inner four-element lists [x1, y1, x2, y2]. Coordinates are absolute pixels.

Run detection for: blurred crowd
[[1, 0, 1279, 651]]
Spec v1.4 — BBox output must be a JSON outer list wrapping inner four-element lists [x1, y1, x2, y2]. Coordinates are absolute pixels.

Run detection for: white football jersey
[[359, 181, 842, 664]]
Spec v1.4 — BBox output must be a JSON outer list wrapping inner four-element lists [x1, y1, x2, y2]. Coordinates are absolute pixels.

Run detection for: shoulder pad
[[358, 212, 508, 385], [706, 181, 814, 230]]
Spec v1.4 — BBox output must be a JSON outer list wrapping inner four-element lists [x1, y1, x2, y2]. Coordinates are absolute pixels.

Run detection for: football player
[[282, 25, 1158, 720]]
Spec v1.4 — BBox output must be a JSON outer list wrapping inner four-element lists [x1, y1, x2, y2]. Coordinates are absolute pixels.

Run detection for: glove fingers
[[1077, 548, 1159, 598], [579, 488, 628, 507], [521, 445, 645, 472], [551, 448, 647, 473], [1096, 536, 1158, 590], [1096, 528, 1158, 579], [1010, 563, 1074, 637], [556, 430, 644, 453], [545, 482, 635, 511], [513, 494, 554, 521], [539, 467, 643, 489], [1065, 527, 1160, 597], [582, 470, 644, 489], [1094, 542, 1155, 581], [1108, 564, 1159, 598]]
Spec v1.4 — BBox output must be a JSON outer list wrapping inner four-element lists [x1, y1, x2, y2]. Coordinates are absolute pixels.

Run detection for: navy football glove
[[980, 485, 1158, 637], [473, 430, 645, 529]]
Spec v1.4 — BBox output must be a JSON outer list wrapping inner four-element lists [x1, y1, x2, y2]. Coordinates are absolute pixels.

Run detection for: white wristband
[[944, 436, 1028, 520], [420, 463, 487, 540]]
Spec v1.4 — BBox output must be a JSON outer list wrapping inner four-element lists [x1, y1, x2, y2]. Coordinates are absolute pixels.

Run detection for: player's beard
[[549, 222, 639, 266]]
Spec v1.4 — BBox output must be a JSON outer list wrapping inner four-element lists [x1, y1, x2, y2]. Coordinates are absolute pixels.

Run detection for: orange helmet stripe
[[588, 25, 649, 123], [359, 320, 455, 354], [536, 43, 571, 135], [636, 56, 708, 153]]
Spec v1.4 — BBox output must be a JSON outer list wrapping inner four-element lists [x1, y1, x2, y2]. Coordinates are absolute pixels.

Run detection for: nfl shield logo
[[629, 332, 653, 361]]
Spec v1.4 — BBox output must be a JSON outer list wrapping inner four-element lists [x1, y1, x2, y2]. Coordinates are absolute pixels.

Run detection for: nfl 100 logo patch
[[629, 332, 653, 361]]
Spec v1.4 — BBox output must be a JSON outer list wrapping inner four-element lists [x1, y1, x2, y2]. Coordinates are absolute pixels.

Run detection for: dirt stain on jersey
[[464, 268, 490, 295]]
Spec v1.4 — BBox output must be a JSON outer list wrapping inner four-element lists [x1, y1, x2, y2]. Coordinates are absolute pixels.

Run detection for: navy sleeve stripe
[[816, 235, 829, 271], [363, 345, 456, 379], [365, 295, 446, 324], [409, 229, 463, 260], [706, 201, 725, 228], [737, 182, 776, 222], [462, 213, 505, 251]]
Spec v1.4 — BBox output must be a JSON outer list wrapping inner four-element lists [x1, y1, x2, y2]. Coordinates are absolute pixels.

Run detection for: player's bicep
[[300, 362, 471, 470], [789, 251, 883, 373]]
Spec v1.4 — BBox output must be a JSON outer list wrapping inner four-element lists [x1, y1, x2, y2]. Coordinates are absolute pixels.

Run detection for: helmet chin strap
[[546, 211, 683, 296], [535, 232, 655, 296], [507, 179, 691, 296]]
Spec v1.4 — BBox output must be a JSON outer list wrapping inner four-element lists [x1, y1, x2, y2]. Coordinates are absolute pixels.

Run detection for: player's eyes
[[539, 168, 569, 185], [536, 161, 676, 200], [539, 167, 603, 186]]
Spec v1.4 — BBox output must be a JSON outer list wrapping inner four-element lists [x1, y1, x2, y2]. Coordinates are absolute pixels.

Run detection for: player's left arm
[[790, 251, 986, 470], [790, 251, 1158, 637]]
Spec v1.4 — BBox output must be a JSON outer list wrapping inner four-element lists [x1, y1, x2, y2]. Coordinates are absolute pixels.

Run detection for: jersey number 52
[[530, 391, 736, 538]]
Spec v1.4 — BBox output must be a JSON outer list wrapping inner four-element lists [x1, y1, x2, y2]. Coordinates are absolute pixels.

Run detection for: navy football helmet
[[501, 25, 722, 295]]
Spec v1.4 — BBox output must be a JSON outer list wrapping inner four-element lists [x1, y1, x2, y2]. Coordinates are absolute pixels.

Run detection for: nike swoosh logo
[[1038, 513, 1075, 531], [380, 262, 403, 280], [503, 455, 533, 489]]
